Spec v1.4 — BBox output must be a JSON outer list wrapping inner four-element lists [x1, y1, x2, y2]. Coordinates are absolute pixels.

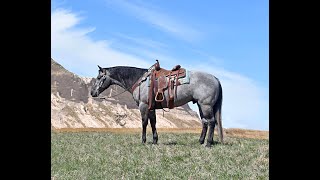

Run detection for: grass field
[[51, 130, 269, 179]]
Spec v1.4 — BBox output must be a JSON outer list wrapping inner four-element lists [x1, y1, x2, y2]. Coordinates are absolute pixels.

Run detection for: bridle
[[94, 74, 128, 100]]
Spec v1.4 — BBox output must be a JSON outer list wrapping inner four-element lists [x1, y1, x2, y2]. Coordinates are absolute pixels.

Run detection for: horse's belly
[[132, 81, 193, 108], [154, 88, 193, 108]]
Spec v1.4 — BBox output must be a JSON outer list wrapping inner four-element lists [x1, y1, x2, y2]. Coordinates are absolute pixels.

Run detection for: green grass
[[51, 132, 268, 179]]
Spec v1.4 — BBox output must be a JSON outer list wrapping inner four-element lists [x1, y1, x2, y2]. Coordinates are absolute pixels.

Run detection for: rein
[[93, 89, 128, 100]]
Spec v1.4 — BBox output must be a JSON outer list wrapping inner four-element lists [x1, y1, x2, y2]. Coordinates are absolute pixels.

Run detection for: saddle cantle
[[148, 60, 186, 110]]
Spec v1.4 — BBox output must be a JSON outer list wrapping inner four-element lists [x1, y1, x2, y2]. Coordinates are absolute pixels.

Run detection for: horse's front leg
[[149, 110, 158, 144], [139, 103, 149, 144]]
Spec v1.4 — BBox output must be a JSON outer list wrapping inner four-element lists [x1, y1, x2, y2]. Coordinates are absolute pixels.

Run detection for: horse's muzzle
[[91, 90, 99, 97]]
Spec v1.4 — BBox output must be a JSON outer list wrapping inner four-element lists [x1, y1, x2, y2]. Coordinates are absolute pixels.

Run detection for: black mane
[[105, 66, 148, 91]]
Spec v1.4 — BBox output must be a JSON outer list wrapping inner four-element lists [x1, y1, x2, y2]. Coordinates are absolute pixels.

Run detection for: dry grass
[[51, 132, 269, 179], [225, 128, 268, 140], [52, 127, 268, 140]]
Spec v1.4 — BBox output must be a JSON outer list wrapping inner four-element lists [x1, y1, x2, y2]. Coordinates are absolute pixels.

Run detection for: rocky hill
[[51, 59, 201, 129]]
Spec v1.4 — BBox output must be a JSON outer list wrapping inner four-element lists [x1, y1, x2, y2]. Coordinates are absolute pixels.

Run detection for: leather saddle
[[148, 60, 186, 110]]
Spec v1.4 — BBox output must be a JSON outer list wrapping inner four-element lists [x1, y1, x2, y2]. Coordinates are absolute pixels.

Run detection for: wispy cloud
[[109, 43, 181, 69], [51, 9, 149, 77], [51, 0, 67, 10], [188, 49, 225, 67], [114, 33, 168, 49], [106, 0, 202, 42]]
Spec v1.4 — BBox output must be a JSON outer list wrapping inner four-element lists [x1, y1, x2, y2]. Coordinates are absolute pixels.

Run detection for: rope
[[161, 108, 170, 117], [185, 108, 195, 116]]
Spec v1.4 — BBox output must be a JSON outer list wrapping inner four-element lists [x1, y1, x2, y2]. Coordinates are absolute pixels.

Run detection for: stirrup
[[155, 92, 164, 102]]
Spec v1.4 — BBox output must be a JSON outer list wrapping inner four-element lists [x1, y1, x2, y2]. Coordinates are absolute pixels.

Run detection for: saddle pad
[[147, 70, 190, 87]]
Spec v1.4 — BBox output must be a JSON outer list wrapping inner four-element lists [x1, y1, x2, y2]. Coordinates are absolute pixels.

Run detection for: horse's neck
[[108, 67, 147, 92]]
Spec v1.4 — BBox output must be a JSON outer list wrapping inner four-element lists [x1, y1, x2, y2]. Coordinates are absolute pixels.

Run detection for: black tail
[[214, 80, 223, 143]]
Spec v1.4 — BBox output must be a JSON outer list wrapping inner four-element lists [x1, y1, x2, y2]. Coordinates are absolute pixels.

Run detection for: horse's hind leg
[[197, 103, 209, 144], [149, 110, 158, 144], [198, 103, 215, 147], [139, 103, 149, 144], [206, 116, 216, 147], [199, 120, 208, 144]]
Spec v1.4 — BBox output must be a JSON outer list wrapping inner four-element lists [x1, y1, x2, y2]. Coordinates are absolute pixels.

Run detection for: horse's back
[[188, 71, 221, 104], [189, 70, 220, 89]]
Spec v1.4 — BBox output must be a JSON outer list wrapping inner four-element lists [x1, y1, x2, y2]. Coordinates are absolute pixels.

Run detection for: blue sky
[[51, 0, 269, 131]]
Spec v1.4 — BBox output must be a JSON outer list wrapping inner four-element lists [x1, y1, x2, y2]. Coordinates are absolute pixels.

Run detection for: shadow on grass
[[144, 141, 185, 146], [163, 141, 179, 146], [143, 139, 232, 147]]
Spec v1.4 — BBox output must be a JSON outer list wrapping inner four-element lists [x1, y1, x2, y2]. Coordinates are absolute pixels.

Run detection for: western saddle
[[148, 60, 186, 110]]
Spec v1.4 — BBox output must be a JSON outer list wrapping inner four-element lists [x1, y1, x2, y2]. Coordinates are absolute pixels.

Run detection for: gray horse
[[91, 64, 223, 147]]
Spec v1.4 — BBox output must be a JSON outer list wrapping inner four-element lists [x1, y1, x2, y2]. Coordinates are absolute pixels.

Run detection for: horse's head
[[91, 65, 112, 97]]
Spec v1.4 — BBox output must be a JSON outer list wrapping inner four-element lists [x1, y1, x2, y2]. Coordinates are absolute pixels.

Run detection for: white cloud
[[106, 0, 202, 42], [51, 8, 80, 32], [51, 9, 149, 77]]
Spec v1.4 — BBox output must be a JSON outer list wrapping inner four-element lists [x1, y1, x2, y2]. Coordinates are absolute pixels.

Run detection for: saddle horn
[[155, 60, 160, 71]]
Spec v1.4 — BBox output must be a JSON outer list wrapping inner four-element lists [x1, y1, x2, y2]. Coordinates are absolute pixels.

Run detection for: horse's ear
[[98, 65, 103, 71]]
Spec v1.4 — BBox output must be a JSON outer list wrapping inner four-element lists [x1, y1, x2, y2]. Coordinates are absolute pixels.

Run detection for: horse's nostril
[[91, 90, 98, 97]]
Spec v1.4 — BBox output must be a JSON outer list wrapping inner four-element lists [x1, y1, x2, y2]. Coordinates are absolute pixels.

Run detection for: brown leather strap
[[175, 69, 181, 100], [148, 71, 155, 110], [168, 72, 172, 98]]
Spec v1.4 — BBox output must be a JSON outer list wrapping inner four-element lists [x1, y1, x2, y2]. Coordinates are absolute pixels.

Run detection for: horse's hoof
[[205, 144, 212, 148], [199, 139, 205, 144]]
